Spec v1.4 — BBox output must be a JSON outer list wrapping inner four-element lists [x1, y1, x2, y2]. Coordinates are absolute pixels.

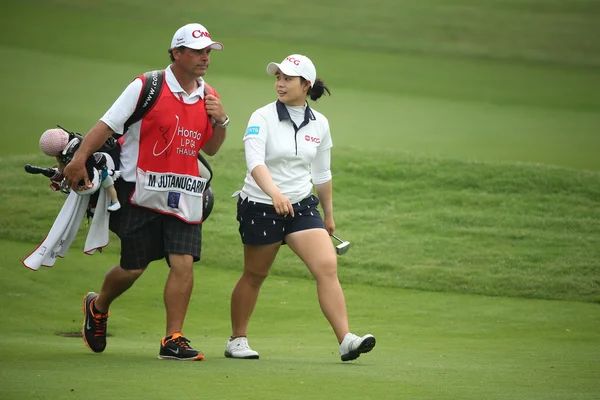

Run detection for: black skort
[[237, 194, 325, 246]]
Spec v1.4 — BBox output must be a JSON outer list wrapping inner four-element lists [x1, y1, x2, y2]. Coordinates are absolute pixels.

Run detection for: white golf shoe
[[224, 336, 260, 359], [339, 333, 376, 361]]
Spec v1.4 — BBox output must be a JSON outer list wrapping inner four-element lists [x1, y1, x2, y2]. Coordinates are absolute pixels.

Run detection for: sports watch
[[215, 116, 230, 128]]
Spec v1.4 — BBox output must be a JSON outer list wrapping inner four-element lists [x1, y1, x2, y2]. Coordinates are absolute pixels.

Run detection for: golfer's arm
[[71, 121, 115, 163], [312, 146, 333, 218], [251, 165, 282, 199], [245, 135, 282, 199], [203, 125, 226, 156], [315, 180, 333, 218]]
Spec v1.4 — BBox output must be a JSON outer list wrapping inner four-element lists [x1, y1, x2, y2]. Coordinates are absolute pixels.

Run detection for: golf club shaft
[[330, 234, 345, 243]]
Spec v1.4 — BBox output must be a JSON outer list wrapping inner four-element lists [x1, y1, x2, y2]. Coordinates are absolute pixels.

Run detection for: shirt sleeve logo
[[244, 126, 260, 137]]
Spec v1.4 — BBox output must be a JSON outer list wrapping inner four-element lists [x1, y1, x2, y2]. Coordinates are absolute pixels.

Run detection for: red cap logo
[[192, 30, 211, 39], [285, 56, 301, 66]]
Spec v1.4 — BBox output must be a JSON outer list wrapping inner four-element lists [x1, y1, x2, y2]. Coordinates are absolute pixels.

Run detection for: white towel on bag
[[22, 152, 115, 270], [22, 191, 89, 270]]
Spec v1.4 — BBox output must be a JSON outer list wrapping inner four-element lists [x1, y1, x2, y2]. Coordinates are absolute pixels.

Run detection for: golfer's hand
[[324, 215, 335, 235], [271, 192, 294, 217], [205, 95, 227, 125], [63, 157, 90, 190]]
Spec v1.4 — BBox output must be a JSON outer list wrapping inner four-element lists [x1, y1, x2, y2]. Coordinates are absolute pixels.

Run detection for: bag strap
[[122, 69, 165, 134], [204, 82, 216, 97], [121, 72, 213, 134]]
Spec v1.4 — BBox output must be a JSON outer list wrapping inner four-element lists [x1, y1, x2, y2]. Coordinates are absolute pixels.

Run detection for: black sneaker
[[158, 333, 204, 361], [81, 292, 109, 353]]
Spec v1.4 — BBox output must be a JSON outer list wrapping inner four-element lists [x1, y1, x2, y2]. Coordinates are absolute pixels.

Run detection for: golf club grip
[[24, 164, 58, 178]]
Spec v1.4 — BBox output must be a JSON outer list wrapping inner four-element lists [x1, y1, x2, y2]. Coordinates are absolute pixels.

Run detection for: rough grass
[[4, 149, 599, 303]]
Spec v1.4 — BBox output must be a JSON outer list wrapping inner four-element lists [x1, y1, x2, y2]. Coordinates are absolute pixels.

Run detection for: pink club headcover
[[39, 128, 69, 157]]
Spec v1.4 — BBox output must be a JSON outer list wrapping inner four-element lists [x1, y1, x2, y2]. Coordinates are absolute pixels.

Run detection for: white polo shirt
[[100, 65, 208, 182], [241, 100, 333, 204]]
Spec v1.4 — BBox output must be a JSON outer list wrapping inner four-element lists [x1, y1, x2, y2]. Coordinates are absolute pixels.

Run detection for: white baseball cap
[[267, 54, 316, 87], [170, 23, 223, 51]]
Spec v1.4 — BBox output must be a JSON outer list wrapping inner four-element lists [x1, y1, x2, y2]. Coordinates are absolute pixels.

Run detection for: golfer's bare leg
[[286, 229, 349, 343], [164, 253, 194, 337], [94, 265, 145, 313], [230, 243, 280, 337]]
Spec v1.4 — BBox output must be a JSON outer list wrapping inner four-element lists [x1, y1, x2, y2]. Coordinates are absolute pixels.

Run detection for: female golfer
[[225, 54, 375, 362]]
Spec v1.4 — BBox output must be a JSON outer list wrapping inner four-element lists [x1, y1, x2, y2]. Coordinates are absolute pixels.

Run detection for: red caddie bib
[[130, 78, 214, 223]]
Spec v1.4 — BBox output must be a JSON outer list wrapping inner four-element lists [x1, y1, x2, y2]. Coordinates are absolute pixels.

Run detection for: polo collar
[[165, 65, 206, 98], [276, 100, 316, 123]]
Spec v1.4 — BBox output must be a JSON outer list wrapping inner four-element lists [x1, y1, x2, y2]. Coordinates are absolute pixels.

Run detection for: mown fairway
[[0, 0, 599, 399]]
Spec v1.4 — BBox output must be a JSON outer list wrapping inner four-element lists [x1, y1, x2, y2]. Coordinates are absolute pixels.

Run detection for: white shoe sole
[[224, 350, 260, 360]]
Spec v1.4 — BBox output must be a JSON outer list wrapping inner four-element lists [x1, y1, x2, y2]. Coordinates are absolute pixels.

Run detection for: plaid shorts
[[237, 194, 325, 246], [110, 181, 202, 270]]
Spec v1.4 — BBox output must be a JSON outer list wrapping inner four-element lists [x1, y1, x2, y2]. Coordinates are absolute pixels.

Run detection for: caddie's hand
[[204, 94, 227, 124], [271, 192, 294, 217], [63, 156, 91, 191]]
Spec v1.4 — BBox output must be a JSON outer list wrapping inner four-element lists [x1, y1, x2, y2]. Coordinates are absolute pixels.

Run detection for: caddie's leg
[[162, 215, 202, 338], [82, 182, 158, 354], [83, 265, 145, 353], [164, 253, 194, 336], [94, 266, 146, 313], [95, 202, 159, 314]]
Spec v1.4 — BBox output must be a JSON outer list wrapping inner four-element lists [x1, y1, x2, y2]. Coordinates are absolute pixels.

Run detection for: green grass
[[1, 0, 599, 398], [2, 240, 600, 400], [4, 0, 600, 68], [1, 46, 599, 170], [3, 150, 599, 303], [1, 0, 600, 170]]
